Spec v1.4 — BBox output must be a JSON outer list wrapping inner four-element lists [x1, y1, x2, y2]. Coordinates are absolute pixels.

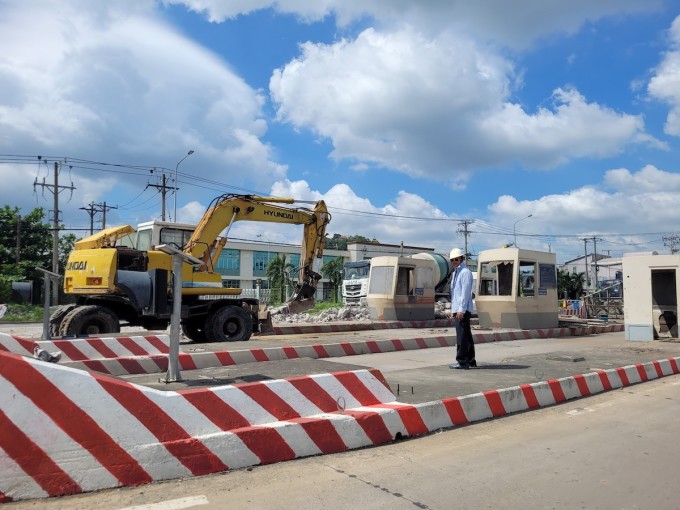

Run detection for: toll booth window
[[396, 267, 414, 296], [519, 261, 536, 297], [416, 267, 433, 288], [368, 266, 394, 295], [479, 262, 496, 296], [479, 261, 513, 296], [497, 262, 514, 296]]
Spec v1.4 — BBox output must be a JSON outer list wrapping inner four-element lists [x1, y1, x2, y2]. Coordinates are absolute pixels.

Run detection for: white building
[[214, 239, 348, 301], [558, 253, 617, 290]]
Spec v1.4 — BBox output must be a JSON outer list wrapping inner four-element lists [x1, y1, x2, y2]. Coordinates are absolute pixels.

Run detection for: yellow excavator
[[51, 194, 331, 341]]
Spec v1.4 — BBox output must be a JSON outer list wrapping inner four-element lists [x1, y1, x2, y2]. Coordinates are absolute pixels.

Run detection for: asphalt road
[[120, 329, 680, 405]]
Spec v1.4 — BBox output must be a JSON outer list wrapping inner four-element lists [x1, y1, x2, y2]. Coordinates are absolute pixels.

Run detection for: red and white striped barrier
[[1, 348, 678, 503], [0, 332, 170, 361], [61, 324, 625, 376], [561, 307, 588, 319], [271, 318, 457, 335], [0, 350, 395, 502]]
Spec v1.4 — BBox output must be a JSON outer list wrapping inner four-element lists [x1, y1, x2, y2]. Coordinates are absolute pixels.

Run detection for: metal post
[[42, 276, 51, 340], [52, 163, 60, 303], [164, 254, 183, 382], [513, 214, 533, 248], [35, 267, 60, 340], [173, 150, 194, 221]]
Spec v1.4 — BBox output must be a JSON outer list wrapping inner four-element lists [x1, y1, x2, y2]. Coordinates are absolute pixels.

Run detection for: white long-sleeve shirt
[[450, 263, 474, 314]]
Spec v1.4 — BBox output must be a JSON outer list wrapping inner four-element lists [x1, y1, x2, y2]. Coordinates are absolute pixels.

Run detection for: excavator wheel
[[59, 305, 121, 337], [181, 319, 207, 343], [49, 304, 77, 338], [204, 306, 253, 342]]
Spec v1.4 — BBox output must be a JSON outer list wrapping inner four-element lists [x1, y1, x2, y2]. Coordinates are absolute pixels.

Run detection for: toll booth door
[[651, 269, 678, 339]]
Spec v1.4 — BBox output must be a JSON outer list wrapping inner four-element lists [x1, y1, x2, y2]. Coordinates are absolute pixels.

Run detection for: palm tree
[[321, 256, 344, 303], [557, 269, 586, 300], [265, 253, 294, 304]]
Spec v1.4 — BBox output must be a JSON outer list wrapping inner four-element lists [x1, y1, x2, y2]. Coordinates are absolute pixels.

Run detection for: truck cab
[[342, 260, 371, 305]]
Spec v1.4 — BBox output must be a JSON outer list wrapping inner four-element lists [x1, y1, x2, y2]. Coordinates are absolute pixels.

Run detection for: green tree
[[0, 206, 77, 302], [0, 206, 53, 280], [557, 269, 585, 300], [321, 256, 344, 302], [324, 234, 377, 251], [59, 233, 77, 273], [265, 253, 294, 304]]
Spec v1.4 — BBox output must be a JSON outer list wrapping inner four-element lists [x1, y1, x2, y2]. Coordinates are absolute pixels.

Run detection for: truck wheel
[[59, 305, 121, 337], [49, 304, 77, 338], [181, 320, 207, 343], [205, 306, 252, 342]]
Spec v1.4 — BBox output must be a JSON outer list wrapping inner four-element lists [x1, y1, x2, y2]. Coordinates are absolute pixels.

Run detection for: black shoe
[[469, 360, 477, 368], [449, 362, 469, 370]]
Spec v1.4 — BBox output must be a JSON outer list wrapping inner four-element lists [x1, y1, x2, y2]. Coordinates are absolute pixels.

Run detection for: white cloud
[[0, 0, 285, 214], [648, 15, 680, 136], [481, 87, 646, 167], [271, 29, 650, 185], [488, 165, 680, 257], [269, 178, 461, 251], [166, 0, 662, 49], [604, 164, 680, 192]]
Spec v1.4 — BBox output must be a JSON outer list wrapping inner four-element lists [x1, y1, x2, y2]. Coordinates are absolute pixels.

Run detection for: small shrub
[[0, 304, 45, 322]]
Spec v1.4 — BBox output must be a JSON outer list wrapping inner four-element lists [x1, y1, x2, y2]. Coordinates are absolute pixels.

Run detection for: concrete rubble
[[271, 301, 451, 323]]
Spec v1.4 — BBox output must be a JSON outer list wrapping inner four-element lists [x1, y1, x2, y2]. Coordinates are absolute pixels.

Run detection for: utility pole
[[33, 161, 76, 302], [94, 202, 117, 229], [80, 202, 98, 235], [15, 215, 21, 263], [147, 174, 173, 221], [591, 236, 600, 291], [582, 238, 590, 288], [457, 220, 474, 260]]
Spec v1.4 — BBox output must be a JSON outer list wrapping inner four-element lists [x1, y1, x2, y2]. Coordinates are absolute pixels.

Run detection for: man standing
[[448, 247, 476, 370]]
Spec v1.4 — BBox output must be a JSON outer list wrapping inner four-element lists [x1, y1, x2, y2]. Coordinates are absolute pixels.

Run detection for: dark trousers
[[455, 311, 475, 364]]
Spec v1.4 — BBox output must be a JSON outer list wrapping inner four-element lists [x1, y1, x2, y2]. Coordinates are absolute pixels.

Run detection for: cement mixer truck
[[343, 252, 455, 306], [364, 252, 461, 321]]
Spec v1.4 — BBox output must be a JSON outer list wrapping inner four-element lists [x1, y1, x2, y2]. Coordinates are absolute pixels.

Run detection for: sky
[[1, 0, 680, 264]]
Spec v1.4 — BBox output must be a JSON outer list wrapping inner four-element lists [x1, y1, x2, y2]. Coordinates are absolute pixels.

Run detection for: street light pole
[[173, 150, 194, 222], [513, 214, 533, 248]]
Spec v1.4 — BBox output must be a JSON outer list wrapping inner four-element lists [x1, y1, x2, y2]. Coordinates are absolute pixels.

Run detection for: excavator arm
[[184, 194, 331, 312]]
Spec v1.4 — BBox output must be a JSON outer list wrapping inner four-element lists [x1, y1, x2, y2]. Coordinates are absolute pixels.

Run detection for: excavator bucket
[[285, 296, 315, 315], [257, 305, 275, 335], [271, 281, 316, 315]]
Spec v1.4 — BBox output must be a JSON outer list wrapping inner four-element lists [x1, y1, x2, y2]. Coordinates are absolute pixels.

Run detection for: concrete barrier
[[61, 324, 624, 376], [0, 332, 171, 362], [0, 344, 675, 503]]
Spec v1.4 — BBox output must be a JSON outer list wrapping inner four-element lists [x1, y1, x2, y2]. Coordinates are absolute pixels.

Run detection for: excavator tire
[[204, 306, 253, 342], [181, 319, 207, 343], [49, 304, 77, 338], [59, 305, 121, 337]]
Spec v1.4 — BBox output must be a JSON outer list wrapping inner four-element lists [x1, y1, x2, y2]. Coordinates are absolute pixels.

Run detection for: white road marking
[[120, 495, 209, 510]]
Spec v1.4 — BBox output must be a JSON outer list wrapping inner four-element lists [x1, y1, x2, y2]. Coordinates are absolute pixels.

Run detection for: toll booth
[[365, 254, 445, 321], [622, 252, 679, 341], [475, 248, 558, 330]]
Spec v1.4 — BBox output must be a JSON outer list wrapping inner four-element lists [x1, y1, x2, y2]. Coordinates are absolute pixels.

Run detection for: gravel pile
[[271, 301, 451, 323]]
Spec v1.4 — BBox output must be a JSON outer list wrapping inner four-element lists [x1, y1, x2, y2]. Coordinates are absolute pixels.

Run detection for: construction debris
[[270, 301, 452, 323]]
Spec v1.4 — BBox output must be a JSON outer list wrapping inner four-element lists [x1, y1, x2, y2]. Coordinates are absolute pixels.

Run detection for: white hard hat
[[449, 248, 465, 260]]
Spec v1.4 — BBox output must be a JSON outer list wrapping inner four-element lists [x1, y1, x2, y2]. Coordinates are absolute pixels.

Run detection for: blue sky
[[1, 0, 680, 263]]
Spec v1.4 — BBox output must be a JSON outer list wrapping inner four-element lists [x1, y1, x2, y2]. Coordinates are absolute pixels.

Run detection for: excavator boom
[[184, 194, 331, 312]]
